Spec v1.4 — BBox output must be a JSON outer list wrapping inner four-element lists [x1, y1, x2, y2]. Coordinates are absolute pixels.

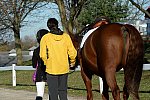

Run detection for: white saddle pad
[[80, 27, 99, 48]]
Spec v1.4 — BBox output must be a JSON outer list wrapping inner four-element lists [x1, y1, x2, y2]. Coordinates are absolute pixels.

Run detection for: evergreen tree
[[78, 0, 129, 27]]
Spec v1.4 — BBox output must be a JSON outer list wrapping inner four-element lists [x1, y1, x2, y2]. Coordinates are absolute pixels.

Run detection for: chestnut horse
[[78, 23, 144, 100]]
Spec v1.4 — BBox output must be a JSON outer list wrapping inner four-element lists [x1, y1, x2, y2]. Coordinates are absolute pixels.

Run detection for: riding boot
[[35, 96, 42, 100]]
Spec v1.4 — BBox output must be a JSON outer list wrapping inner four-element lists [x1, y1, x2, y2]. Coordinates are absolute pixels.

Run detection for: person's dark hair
[[47, 18, 58, 29], [36, 29, 49, 43], [47, 18, 63, 35], [93, 16, 111, 24]]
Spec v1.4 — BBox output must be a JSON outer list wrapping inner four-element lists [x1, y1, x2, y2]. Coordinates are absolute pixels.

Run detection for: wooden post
[[12, 64, 16, 86]]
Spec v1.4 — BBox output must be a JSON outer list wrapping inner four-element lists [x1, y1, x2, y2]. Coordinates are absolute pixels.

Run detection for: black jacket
[[32, 46, 47, 82]]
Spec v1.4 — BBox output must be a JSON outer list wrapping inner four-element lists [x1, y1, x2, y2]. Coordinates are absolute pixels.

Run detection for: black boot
[[36, 96, 42, 100]]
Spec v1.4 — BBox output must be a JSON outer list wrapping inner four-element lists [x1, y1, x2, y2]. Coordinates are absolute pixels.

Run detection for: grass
[[0, 70, 150, 99]]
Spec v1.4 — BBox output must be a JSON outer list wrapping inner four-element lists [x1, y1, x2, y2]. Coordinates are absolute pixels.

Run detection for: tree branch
[[128, 0, 150, 18]]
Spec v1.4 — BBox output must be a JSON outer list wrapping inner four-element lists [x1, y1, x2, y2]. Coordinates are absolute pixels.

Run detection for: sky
[[20, 2, 150, 39], [20, 3, 61, 39]]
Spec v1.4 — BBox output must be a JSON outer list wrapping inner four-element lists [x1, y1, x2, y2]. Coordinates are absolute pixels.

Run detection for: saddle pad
[[80, 27, 99, 48]]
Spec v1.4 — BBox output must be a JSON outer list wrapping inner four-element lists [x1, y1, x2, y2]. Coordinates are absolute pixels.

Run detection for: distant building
[[9, 49, 16, 56], [135, 20, 147, 35], [119, 20, 147, 35], [28, 46, 37, 56]]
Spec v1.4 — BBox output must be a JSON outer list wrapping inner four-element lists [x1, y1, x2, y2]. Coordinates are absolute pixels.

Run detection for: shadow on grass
[[0, 84, 35, 86], [16, 84, 35, 86], [68, 86, 100, 93], [0, 84, 150, 94], [0, 83, 12, 86], [68, 86, 150, 93]]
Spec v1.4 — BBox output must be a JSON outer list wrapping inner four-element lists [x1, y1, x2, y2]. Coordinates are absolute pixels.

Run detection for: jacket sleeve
[[40, 36, 47, 65], [32, 49, 37, 68], [66, 34, 77, 66]]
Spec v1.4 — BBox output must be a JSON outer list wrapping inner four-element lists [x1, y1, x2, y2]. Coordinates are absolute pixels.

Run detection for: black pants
[[47, 73, 68, 100]]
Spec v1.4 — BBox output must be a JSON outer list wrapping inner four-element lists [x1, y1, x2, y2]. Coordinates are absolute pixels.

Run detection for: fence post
[[12, 64, 16, 86], [99, 77, 103, 94]]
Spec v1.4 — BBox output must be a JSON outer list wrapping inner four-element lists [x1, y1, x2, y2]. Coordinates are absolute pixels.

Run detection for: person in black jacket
[[32, 29, 49, 100]]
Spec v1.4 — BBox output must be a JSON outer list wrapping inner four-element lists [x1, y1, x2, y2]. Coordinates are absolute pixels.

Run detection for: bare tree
[[0, 0, 48, 65], [127, 0, 150, 20], [21, 35, 36, 50], [52, 0, 86, 34]]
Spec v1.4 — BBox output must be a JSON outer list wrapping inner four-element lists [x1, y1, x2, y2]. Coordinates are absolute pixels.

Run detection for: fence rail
[[0, 64, 150, 92]]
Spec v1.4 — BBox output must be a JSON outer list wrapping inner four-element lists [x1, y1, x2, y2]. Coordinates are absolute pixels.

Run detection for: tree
[[53, 0, 150, 34], [0, 1, 48, 65], [53, 0, 86, 34], [78, 0, 129, 27], [21, 35, 36, 50]]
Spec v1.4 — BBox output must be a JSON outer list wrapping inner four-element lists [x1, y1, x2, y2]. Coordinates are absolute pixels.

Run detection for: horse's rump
[[82, 23, 130, 75]]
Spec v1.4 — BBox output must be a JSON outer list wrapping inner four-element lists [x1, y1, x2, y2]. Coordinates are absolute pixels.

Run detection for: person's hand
[[69, 64, 76, 70]]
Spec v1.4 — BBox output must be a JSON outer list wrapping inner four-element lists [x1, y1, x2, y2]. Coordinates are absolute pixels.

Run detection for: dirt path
[[0, 88, 86, 100]]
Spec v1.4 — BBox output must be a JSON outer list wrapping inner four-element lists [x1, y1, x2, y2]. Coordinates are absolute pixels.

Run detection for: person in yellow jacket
[[40, 18, 77, 100]]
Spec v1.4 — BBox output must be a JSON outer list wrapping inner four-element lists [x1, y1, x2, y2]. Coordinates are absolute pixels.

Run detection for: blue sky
[[20, 3, 61, 39], [20, 2, 150, 39]]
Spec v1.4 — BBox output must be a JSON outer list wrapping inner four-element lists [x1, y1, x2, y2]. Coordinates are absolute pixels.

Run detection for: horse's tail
[[123, 24, 144, 99]]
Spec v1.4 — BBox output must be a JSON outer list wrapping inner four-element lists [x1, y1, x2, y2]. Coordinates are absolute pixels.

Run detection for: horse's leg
[[102, 78, 109, 100], [123, 84, 129, 100], [81, 67, 93, 100], [105, 69, 120, 100], [124, 68, 140, 100]]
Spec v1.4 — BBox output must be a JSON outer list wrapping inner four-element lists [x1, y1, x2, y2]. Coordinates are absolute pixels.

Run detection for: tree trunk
[[55, 0, 74, 35], [13, 26, 23, 65], [55, 0, 68, 32], [55, 0, 81, 49]]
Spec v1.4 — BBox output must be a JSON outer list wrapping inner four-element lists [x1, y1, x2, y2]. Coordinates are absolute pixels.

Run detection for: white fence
[[0, 64, 150, 93], [0, 64, 35, 86], [0, 64, 81, 86]]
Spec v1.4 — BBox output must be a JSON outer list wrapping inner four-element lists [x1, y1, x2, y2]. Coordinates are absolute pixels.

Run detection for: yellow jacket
[[40, 33, 77, 75]]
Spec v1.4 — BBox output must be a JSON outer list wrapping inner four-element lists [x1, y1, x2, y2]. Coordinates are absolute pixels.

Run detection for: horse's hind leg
[[102, 78, 109, 100], [81, 67, 93, 100], [105, 69, 120, 100], [124, 72, 140, 100], [124, 67, 141, 100], [123, 84, 129, 100]]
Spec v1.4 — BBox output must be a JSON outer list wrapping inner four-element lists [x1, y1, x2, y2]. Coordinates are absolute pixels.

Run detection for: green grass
[[0, 70, 150, 99]]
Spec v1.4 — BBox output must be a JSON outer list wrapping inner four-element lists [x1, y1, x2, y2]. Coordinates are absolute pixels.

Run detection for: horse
[[78, 22, 144, 100]]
